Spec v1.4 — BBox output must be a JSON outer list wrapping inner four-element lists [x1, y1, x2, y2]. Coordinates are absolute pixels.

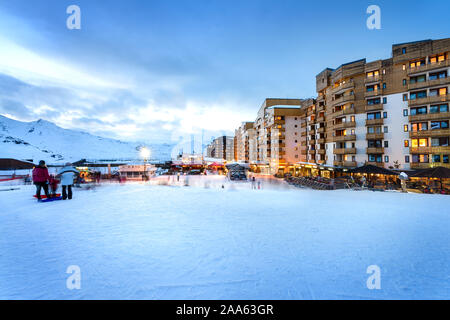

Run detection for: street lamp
[[140, 147, 151, 180]]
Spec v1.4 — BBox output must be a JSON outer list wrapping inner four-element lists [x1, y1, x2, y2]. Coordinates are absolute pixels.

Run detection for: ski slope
[[0, 178, 448, 299]]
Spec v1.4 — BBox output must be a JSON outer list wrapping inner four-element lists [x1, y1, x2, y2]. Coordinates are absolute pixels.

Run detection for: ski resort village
[[1, 38, 449, 300]]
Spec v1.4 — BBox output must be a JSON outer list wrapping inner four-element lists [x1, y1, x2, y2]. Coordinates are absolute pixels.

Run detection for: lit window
[[404, 140, 409, 147], [419, 138, 428, 147], [402, 64, 406, 70], [411, 139, 418, 147], [404, 125, 409, 132], [438, 54, 445, 62]]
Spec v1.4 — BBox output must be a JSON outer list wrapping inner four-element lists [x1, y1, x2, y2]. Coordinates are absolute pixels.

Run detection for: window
[[404, 125, 409, 132], [383, 112, 387, 118], [367, 98, 381, 105], [405, 155, 410, 163], [410, 106, 427, 115], [429, 71, 447, 80], [410, 75, 426, 84], [410, 59, 426, 68], [411, 138, 428, 147], [412, 154, 429, 163], [430, 121, 449, 130], [431, 137, 449, 147], [444, 155, 449, 163], [368, 154, 382, 162], [404, 140, 409, 147], [402, 64, 406, 70], [411, 122, 428, 131], [382, 83, 386, 89], [367, 112, 381, 120], [432, 154, 441, 163], [410, 91, 427, 100], [403, 94, 408, 101], [403, 109, 408, 116], [384, 126, 388, 133], [403, 79, 407, 86], [384, 141, 389, 148], [402, 47, 407, 54], [384, 156, 389, 163], [430, 104, 448, 113], [383, 97, 387, 104]]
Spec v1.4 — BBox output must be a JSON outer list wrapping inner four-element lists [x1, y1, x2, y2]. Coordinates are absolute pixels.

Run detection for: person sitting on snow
[[57, 163, 79, 200], [32, 160, 51, 201]]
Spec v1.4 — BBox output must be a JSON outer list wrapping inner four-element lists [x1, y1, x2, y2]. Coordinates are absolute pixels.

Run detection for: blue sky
[[0, 0, 449, 145]]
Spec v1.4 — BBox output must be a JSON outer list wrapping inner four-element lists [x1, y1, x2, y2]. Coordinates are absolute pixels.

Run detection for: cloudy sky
[[0, 0, 449, 146]]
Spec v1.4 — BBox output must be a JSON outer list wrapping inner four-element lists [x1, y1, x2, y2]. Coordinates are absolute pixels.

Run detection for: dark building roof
[[0, 158, 35, 170]]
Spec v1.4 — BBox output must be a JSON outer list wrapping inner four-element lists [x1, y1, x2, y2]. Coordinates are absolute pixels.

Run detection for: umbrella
[[411, 166, 450, 179], [411, 166, 450, 190], [348, 164, 399, 176]]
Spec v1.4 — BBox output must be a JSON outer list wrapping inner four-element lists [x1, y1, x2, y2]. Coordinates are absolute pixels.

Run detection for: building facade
[[206, 136, 235, 161], [234, 38, 450, 174]]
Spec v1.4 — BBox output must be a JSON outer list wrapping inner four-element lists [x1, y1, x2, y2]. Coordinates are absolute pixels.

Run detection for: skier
[[57, 163, 79, 200], [32, 160, 51, 201]]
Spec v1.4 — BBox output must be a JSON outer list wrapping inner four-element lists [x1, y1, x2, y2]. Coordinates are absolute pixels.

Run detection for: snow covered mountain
[[0, 115, 174, 163]]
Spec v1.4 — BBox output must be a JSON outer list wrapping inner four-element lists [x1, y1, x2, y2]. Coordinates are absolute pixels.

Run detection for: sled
[[39, 196, 63, 202], [33, 194, 61, 199]]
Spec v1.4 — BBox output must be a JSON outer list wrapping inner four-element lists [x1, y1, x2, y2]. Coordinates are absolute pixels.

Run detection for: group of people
[[32, 161, 80, 201]]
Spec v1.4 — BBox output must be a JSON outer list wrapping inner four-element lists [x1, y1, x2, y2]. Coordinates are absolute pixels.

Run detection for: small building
[[118, 164, 156, 180]]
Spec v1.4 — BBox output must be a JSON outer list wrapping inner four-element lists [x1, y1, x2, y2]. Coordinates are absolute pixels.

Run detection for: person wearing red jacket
[[32, 160, 50, 201]]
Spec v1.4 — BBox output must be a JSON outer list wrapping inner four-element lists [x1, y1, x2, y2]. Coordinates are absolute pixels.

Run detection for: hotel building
[[206, 136, 235, 161], [235, 38, 450, 174]]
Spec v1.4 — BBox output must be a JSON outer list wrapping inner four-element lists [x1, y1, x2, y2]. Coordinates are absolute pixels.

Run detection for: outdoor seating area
[[286, 175, 336, 190]]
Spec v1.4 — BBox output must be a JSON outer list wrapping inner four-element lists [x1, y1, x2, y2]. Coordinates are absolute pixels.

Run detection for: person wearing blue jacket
[[57, 163, 80, 200]]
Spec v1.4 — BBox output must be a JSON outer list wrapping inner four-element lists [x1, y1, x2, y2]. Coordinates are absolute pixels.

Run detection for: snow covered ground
[[0, 177, 448, 299]]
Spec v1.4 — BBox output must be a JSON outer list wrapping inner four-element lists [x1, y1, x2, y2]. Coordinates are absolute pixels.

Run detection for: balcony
[[334, 148, 356, 155], [300, 149, 308, 155], [308, 139, 316, 146], [407, 59, 450, 75], [331, 81, 355, 94], [317, 149, 326, 155], [366, 133, 384, 140], [334, 121, 356, 130], [317, 138, 325, 144], [365, 103, 384, 112], [409, 112, 450, 122], [308, 150, 316, 155], [407, 77, 450, 90], [366, 147, 384, 154], [409, 128, 450, 138], [333, 107, 355, 117], [364, 89, 383, 98], [410, 146, 450, 154], [317, 116, 325, 122], [301, 131, 307, 137], [333, 134, 356, 142], [333, 95, 355, 106], [365, 75, 382, 83], [366, 162, 385, 168], [333, 161, 357, 168], [366, 118, 384, 126], [316, 127, 325, 133], [410, 162, 431, 169], [408, 94, 450, 107]]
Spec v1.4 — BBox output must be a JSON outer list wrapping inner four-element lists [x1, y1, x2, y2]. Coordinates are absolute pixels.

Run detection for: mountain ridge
[[0, 114, 174, 163]]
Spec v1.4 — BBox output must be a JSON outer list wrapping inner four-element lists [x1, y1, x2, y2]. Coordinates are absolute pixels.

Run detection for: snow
[[0, 115, 173, 163], [0, 177, 449, 299]]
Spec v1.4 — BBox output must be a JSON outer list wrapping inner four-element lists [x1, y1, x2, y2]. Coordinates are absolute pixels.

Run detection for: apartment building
[[309, 38, 450, 170], [206, 136, 235, 161], [235, 38, 450, 174], [234, 122, 255, 163], [251, 98, 303, 174]]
